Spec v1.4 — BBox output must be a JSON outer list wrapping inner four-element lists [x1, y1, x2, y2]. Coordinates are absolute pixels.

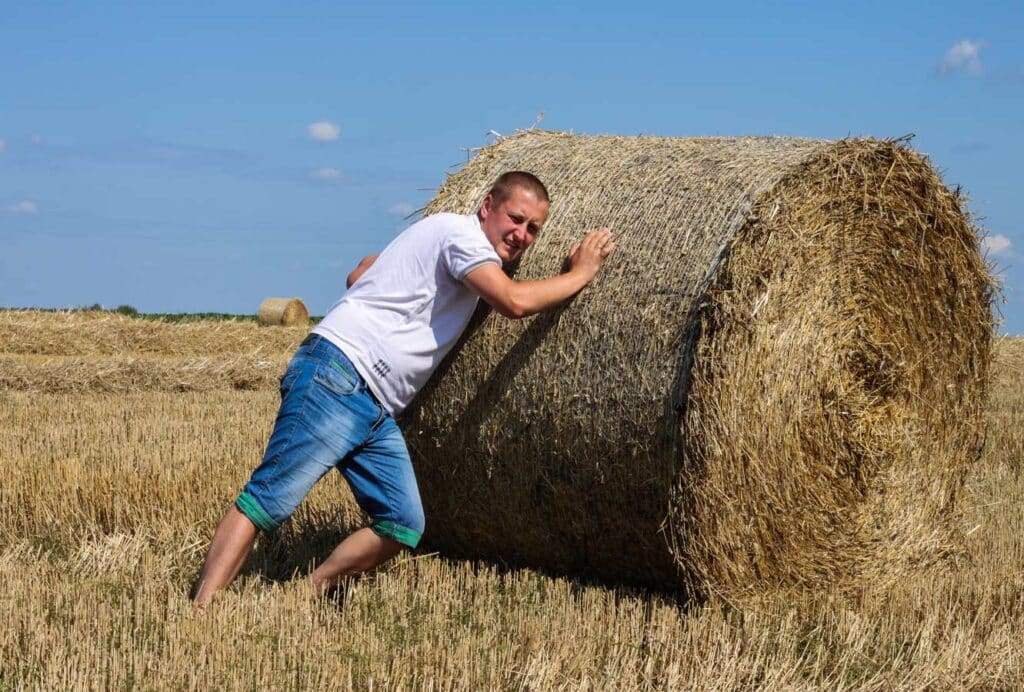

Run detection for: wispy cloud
[[982, 233, 1012, 256], [140, 141, 246, 164], [307, 121, 341, 142], [9, 200, 39, 214], [310, 167, 342, 181], [940, 39, 988, 76], [7, 135, 251, 174], [0, 139, 6, 154], [388, 202, 416, 216], [952, 141, 991, 154]]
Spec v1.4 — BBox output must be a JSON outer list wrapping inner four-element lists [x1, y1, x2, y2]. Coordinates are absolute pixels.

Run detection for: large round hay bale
[[403, 131, 994, 599], [257, 298, 309, 327]]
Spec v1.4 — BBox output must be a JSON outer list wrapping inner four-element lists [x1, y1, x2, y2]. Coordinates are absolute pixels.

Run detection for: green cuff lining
[[235, 491, 280, 532], [371, 520, 421, 549]]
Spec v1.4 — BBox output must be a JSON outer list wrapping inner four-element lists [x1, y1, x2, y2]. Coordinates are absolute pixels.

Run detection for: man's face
[[478, 186, 549, 263]]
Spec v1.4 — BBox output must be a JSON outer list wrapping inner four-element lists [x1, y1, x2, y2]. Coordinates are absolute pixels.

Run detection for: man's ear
[[479, 193, 494, 220]]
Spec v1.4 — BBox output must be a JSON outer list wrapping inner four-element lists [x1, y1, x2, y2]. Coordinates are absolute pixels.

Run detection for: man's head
[[478, 171, 550, 263]]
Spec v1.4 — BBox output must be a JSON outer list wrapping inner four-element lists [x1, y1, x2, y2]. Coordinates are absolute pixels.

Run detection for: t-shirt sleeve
[[441, 220, 501, 281]]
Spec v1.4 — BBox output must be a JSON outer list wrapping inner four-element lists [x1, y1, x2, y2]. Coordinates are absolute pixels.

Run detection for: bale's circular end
[[671, 139, 995, 596], [257, 298, 309, 327]]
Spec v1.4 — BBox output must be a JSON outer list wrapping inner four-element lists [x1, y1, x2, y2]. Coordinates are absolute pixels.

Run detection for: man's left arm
[[347, 255, 378, 289]]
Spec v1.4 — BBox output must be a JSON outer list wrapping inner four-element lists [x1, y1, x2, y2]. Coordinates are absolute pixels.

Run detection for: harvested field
[[0, 316, 1021, 687], [0, 310, 306, 356], [0, 353, 288, 392], [0, 310, 304, 392]]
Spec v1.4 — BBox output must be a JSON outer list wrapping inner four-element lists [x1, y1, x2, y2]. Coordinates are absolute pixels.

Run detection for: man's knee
[[371, 504, 424, 549], [407, 504, 426, 540], [235, 489, 282, 532]]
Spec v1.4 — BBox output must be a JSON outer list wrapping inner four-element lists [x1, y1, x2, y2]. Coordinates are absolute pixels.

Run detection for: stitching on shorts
[[260, 354, 316, 511], [370, 419, 418, 528], [313, 359, 359, 397]]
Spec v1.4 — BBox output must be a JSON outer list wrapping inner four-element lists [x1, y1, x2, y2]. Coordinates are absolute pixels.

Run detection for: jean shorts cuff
[[236, 490, 280, 533], [371, 520, 421, 549]]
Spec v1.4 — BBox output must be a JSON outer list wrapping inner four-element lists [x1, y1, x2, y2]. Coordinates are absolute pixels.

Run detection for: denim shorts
[[235, 334, 424, 548]]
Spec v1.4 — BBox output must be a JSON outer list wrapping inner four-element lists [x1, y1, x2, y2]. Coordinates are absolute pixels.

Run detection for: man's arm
[[347, 255, 378, 289], [463, 229, 615, 319]]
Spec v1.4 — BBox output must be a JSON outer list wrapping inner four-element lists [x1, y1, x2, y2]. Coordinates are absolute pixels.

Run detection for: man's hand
[[464, 227, 616, 320], [567, 228, 616, 283]]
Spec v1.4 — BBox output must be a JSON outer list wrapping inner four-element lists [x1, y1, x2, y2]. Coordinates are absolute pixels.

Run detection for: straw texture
[[0, 311, 304, 392], [0, 354, 287, 392], [0, 310, 304, 356], [257, 298, 309, 327], [403, 131, 994, 598]]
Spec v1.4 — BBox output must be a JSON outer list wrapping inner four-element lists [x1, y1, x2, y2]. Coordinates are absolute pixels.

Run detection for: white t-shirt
[[313, 212, 501, 415]]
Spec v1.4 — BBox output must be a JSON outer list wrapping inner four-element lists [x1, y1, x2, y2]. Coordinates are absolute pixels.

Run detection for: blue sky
[[2, 1, 1022, 332]]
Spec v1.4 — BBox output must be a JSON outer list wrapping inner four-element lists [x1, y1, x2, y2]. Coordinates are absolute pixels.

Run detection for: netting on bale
[[402, 131, 994, 599]]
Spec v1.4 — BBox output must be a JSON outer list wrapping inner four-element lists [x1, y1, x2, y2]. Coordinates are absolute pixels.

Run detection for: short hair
[[487, 171, 549, 207]]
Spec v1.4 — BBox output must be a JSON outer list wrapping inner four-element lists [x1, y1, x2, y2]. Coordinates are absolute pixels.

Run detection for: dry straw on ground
[[0, 311, 304, 392], [405, 131, 995, 599], [1, 337, 1021, 688], [0, 353, 288, 392], [0, 310, 304, 356], [257, 297, 309, 327]]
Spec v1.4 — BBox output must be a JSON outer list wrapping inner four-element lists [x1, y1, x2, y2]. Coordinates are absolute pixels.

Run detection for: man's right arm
[[463, 229, 615, 319]]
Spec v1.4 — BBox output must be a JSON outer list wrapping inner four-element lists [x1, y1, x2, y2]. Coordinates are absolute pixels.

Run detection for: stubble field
[[1, 311, 1021, 689]]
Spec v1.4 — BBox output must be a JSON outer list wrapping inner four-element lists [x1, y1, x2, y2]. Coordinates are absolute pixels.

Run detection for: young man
[[192, 171, 615, 605]]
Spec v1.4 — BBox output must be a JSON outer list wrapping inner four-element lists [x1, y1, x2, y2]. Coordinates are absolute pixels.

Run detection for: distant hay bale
[[403, 131, 995, 599], [257, 298, 309, 327]]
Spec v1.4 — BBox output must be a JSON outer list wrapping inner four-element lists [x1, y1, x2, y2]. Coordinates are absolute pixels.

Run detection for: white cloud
[[940, 39, 988, 75], [0, 139, 6, 154], [388, 202, 416, 216], [9, 200, 38, 214], [307, 121, 341, 142], [983, 233, 1012, 256], [310, 167, 342, 181], [27, 133, 46, 146]]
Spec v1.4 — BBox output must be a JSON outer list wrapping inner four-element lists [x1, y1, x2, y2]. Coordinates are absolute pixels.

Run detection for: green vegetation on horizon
[[0, 306, 322, 325]]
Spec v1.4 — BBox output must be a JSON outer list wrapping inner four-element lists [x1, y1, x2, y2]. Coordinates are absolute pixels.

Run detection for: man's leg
[[308, 528, 404, 596], [191, 336, 374, 605], [310, 412, 424, 597], [192, 506, 259, 606]]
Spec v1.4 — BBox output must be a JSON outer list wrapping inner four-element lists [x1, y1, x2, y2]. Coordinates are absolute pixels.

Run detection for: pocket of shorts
[[313, 357, 359, 396]]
